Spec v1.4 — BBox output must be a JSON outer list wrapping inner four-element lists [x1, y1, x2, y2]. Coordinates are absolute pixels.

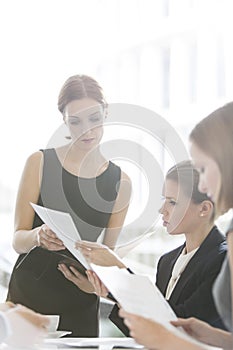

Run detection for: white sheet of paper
[[45, 337, 143, 348], [91, 264, 176, 325], [91, 265, 222, 350], [30, 203, 89, 269]]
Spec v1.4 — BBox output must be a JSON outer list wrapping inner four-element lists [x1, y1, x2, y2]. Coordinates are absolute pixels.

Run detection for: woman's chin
[[168, 229, 180, 236]]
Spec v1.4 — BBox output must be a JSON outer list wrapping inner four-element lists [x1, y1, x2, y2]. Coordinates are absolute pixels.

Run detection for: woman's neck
[[185, 222, 214, 253], [56, 144, 107, 177]]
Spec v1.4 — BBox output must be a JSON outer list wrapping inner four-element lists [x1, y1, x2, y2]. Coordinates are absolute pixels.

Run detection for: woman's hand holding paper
[[86, 270, 109, 298], [37, 224, 65, 251], [75, 241, 126, 268], [58, 263, 94, 293]]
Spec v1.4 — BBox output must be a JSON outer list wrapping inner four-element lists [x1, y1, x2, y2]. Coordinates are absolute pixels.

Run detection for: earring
[[200, 213, 204, 217]]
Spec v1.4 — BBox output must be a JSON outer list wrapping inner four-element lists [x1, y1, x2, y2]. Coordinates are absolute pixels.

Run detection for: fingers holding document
[[58, 263, 94, 293], [75, 241, 126, 268], [58, 262, 114, 300], [171, 317, 232, 348], [86, 270, 109, 298], [119, 309, 172, 349], [38, 224, 65, 251]]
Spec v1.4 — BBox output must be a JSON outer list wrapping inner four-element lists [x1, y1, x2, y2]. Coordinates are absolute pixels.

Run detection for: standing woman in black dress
[[7, 75, 132, 336]]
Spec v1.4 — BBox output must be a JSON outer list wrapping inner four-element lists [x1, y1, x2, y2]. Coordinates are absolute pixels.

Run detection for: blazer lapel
[[169, 251, 201, 304], [168, 226, 224, 305], [159, 245, 184, 295]]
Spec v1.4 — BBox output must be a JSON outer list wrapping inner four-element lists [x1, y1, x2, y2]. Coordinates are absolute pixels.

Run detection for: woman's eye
[[169, 200, 177, 206], [89, 115, 102, 123], [196, 166, 205, 174], [90, 118, 100, 123], [67, 118, 80, 125], [70, 120, 80, 125]]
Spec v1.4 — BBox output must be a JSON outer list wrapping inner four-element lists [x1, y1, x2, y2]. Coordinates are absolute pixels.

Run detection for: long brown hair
[[190, 102, 233, 213]]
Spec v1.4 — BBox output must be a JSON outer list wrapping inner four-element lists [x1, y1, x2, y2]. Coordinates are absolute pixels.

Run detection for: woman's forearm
[[160, 335, 205, 350], [13, 228, 40, 254], [209, 328, 232, 349]]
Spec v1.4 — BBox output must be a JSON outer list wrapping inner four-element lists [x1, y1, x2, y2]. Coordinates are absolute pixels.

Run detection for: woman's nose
[[77, 122, 94, 137], [198, 178, 208, 194], [82, 122, 91, 133], [159, 204, 166, 214]]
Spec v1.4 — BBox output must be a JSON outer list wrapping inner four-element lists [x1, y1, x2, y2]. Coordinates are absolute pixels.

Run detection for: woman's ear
[[103, 105, 108, 119], [199, 200, 214, 217], [63, 115, 71, 139]]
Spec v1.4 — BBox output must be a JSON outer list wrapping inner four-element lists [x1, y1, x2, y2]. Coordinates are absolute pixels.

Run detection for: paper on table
[[91, 265, 222, 350], [45, 337, 143, 348], [30, 203, 89, 269]]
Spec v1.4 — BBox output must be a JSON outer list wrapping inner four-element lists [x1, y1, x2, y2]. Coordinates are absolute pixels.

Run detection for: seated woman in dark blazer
[[59, 160, 227, 333]]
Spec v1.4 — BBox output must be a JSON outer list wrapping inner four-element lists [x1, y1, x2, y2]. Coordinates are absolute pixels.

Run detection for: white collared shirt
[[165, 246, 199, 300]]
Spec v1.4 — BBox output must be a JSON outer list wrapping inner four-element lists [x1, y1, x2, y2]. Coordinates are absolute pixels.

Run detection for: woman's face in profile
[[189, 142, 222, 204], [159, 179, 203, 235], [64, 97, 105, 150]]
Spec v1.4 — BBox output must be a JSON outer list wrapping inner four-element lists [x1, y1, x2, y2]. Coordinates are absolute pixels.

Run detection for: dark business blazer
[[109, 226, 227, 335], [212, 218, 233, 331]]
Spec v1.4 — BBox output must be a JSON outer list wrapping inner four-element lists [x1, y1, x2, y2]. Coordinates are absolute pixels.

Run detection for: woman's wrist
[[13, 228, 41, 254], [161, 334, 201, 350], [211, 328, 233, 349], [34, 227, 41, 247]]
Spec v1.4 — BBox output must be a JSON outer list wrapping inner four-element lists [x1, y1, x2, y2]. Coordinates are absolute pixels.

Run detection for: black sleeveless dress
[[7, 148, 121, 337]]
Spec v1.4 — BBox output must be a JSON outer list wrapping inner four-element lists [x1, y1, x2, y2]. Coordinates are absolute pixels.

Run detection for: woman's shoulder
[[25, 151, 44, 166], [158, 245, 184, 264], [26, 148, 57, 163], [19, 151, 45, 180]]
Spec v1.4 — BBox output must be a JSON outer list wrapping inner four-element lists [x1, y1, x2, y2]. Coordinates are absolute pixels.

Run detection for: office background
[[0, 0, 232, 335]]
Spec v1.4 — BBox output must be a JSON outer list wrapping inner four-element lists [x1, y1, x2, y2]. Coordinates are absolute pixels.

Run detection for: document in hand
[[30, 203, 89, 269], [91, 265, 223, 350], [30, 203, 158, 263], [91, 264, 177, 325]]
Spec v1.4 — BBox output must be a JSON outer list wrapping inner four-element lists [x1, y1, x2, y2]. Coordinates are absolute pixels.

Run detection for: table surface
[[40, 336, 143, 349]]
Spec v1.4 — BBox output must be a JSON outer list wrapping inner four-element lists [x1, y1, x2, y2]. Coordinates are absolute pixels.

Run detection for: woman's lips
[[81, 138, 95, 143]]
